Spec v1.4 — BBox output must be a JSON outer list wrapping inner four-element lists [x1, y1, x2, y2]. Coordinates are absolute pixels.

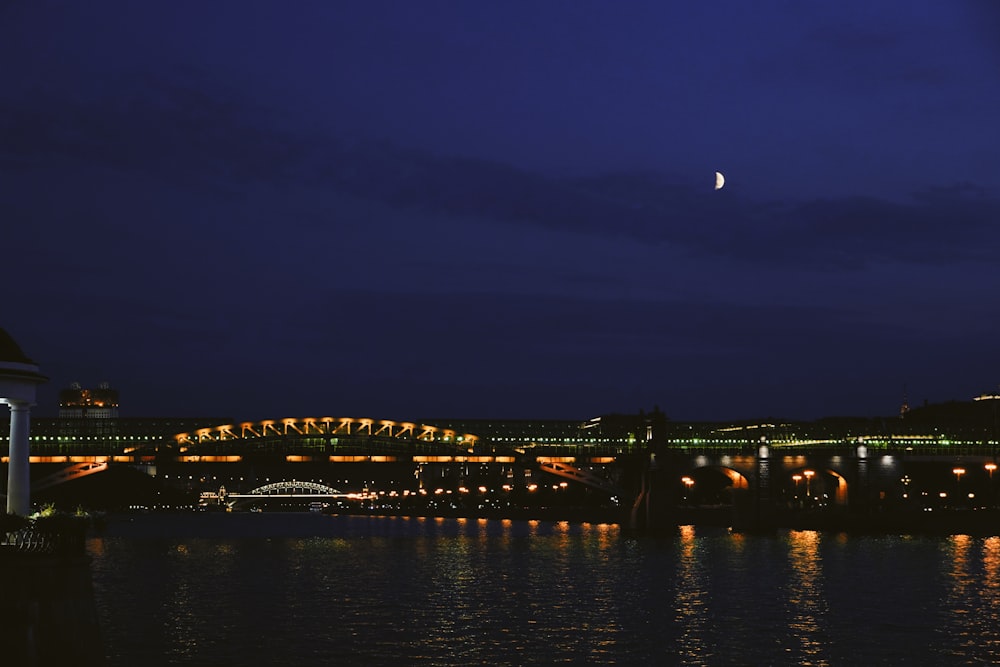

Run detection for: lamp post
[[986, 463, 997, 508], [681, 476, 694, 504], [803, 470, 815, 502], [953, 467, 966, 508], [792, 474, 803, 507]]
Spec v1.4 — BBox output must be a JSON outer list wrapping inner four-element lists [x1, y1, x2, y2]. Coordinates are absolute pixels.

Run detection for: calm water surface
[[87, 513, 1000, 665]]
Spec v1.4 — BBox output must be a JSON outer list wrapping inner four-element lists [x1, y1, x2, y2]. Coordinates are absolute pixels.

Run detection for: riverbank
[[326, 505, 626, 524], [92, 505, 1000, 538]]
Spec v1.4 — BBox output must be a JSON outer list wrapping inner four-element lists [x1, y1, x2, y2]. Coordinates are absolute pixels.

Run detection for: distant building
[[59, 381, 120, 419], [1, 382, 230, 455]]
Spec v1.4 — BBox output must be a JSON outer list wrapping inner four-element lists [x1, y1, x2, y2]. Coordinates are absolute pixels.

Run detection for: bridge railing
[[0, 523, 88, 557]]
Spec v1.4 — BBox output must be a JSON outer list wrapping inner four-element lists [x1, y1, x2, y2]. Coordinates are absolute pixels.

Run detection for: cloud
[[5, 71, 999, 280], [0, 73, 306, 195]]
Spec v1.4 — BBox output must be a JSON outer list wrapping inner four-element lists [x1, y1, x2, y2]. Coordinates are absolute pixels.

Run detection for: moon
[[714, 171, 725, 191]]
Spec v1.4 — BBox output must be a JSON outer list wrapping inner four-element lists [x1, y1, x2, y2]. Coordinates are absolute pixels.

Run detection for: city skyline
[[2, 2, 999, 422]]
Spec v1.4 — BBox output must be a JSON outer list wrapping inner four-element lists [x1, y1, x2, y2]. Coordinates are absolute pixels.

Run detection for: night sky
[[2, 2, 999, 422]]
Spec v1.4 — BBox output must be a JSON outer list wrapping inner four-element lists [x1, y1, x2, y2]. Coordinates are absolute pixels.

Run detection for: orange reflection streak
[[673, 525, 708, 663], [87, 536, 105, 557], [938, 533, 1000, 650], [596, 521, 617, 549], [984, 537, 1000, 589], [947, 534, 972, 601], [786, 530, 829, 665]]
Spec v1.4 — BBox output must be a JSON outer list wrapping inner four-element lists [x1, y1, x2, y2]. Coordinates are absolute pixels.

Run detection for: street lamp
[[803, 470, 815, 499], [953, 468, 966, 507], [681, 476, 694, 503], [986, 463, 997, 508]]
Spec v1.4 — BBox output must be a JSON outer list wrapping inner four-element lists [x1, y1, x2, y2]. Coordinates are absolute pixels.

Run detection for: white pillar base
[[6, 400, 31, 515]]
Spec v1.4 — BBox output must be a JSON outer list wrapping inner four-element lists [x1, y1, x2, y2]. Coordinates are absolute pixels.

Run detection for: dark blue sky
[[2, 1, 999, 422]]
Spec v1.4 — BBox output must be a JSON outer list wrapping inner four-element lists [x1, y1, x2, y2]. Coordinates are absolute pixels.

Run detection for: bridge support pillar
[[639, 447, 711, 534], [628, 452, 655, 532], [734, 441, 776, 532], [628, 450, 681, 534], [756, 442, 774, 529]]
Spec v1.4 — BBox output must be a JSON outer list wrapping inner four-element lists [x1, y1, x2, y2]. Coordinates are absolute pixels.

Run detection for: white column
[[6, 400, 31, 516]]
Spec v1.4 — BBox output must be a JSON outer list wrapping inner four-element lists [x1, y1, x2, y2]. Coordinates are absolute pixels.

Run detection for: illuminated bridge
[[6, 407, 1000, 528], [168, 416, 626, 497], [199, 480, 370, 510]]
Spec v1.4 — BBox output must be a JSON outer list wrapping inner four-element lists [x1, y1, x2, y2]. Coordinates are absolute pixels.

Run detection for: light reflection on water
[[88, 514, 1000, 666], [939, 534, 1000, 661], [786, 530, 829, 667], [674, 525, 711, 664]]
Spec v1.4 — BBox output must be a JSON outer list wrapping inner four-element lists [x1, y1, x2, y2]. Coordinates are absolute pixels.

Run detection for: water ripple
[[87, 514, 1000, 665]]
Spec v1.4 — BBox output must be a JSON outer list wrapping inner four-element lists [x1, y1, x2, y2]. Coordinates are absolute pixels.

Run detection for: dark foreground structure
[[0, 519, 105, 666]]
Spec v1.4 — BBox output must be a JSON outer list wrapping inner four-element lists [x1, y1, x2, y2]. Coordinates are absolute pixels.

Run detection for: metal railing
[[0, 524, 88, 556]]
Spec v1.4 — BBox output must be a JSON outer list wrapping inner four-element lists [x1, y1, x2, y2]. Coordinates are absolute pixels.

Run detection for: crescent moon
[[714, 171, 725, 191]]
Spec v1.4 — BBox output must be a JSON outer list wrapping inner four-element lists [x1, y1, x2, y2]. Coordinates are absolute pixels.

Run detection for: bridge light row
[[175, 417, 479, 447]]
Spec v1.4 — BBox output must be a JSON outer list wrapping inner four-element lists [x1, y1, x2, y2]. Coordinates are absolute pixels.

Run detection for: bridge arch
[[212, 479, 359, 511], [717, 466, 750, 490], [248, 481, 341, 496], [679, 464, 751, 505], [786, 466, 849, 506]]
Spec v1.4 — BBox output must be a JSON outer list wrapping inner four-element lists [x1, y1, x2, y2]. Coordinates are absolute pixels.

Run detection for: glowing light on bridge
[[174, 417, 479, 448], [4, 455, 125, 464], [179, 455, 241, 463]]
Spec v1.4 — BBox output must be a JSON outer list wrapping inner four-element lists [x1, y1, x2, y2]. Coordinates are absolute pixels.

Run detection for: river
[[87, 512, 1000, 665]]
